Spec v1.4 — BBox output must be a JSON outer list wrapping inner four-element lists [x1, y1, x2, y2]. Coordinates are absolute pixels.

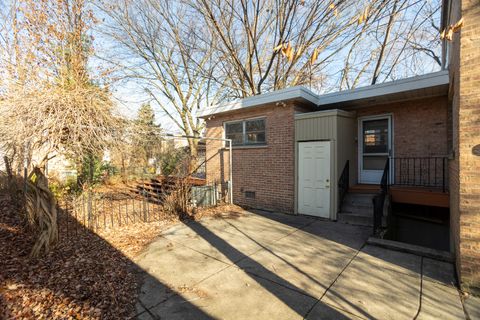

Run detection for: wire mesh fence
[[1, 133, 232, 241], [57, 193, 162, 237], [47, 135, 232, 237]]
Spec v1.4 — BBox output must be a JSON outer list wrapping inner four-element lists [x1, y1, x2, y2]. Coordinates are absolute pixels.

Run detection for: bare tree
[[0, 0, 119, 169], [98, 0, 442, 153], [191, 0, 406, 97], [0, 0, 119, 255], [339, 0, 442, 89], [98, 0, 219, 159]]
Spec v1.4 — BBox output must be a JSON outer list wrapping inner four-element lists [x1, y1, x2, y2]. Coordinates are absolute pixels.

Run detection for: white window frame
[[358, 114, 394, 184], [223, 116, 267, 147]]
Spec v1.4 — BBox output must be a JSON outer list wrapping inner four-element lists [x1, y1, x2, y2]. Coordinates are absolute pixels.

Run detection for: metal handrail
[[338, 160, 349, 212], [391, 156, 448, 192], [373, 159, 389, 235], [380, 158, 389, 194]]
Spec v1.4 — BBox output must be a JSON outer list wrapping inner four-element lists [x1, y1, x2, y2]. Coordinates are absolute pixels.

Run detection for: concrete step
[[343, 193, 376, 206], [338, 212, 373, 227], [341, 203, 373, 214], [339, 192, 376, 226], [342, 198, 374, 207]]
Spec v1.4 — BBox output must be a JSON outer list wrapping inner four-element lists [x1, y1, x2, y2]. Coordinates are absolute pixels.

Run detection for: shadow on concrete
[[0, 195, 213, 319], [183, 218, 374, 319], [250, 209, 429, 279]]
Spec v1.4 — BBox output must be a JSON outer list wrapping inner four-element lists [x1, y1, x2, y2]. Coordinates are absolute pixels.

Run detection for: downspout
[[164, 134, 234, 205], [229, 139, 233, 205]]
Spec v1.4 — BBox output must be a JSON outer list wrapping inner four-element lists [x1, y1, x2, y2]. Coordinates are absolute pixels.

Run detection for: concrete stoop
[[338, 193, 376, 227]]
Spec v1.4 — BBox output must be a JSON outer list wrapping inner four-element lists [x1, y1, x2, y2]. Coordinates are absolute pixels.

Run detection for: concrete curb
[[367, 237, 454, 263]]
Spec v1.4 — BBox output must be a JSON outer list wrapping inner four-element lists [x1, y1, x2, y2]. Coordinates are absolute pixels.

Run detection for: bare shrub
[[162, 177, 191, 220], [0, 0, 119, 257], [161, 156, 197, 219]]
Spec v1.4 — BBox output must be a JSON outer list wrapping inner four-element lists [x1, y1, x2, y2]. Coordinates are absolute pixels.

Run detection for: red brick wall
[[448, 0, 480, 294], [205, 103, 299, 213], [205, 97, 449, 212], [346, 96, 449, 183]]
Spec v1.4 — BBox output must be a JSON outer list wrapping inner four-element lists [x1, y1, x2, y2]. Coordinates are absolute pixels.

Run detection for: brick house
[[200, 0, 479, 294], [443, 0, 480, 295], [201, 72, 450, 214]]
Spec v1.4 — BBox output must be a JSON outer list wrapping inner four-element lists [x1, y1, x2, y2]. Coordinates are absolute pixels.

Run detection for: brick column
[[448, 0, 480, 294]]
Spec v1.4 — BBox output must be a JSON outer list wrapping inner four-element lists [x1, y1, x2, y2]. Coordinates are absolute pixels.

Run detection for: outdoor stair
[[129, 176, 207, 203], [338, 192, 376, 227]]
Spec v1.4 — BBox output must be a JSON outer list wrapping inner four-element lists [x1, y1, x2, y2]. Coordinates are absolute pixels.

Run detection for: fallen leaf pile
[[0, 194, 244, 319]]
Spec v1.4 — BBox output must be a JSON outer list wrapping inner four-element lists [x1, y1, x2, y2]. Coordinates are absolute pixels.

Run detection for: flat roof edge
[[197, 86, 318, 118], [295, 109, 355, 120], [198, 71, 449, 119], [317, 70, 449, 106]]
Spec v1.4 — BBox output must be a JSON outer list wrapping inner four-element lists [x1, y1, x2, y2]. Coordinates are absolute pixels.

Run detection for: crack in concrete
[[302, 242, 367, 319]]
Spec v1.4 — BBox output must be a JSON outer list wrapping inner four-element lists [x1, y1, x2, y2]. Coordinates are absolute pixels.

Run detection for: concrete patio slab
[[235, 223, 369, 299], [147, 267, 317, 320], [224, 214, 302, 245], [464, 294, 480, 320], [162, 221, 264, 264], [355, 244, 422, 277], [136, 273, 175, 312], [416, 279, 465, 319], [300, 219, 372, 250], [305, 301, 365, 320], [264, 221, 369, 258], [137, 238, 229, 309], [134, 211, 467, 320], [321, 254, 421, 319], [237, 243, 351, 298]]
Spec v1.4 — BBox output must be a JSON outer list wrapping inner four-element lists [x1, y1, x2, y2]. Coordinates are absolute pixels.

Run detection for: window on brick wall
[[225, 118, 266, 146]]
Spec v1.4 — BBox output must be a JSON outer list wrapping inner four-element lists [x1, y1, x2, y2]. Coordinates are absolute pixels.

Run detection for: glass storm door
[[359, 116, 392, 184]]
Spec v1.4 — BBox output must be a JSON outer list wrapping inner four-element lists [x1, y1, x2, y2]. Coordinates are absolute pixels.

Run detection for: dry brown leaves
[[0, 195, 244, 319]]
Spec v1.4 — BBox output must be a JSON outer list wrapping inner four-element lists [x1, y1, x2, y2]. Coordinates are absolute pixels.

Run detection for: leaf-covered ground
[[0, 194, 243, 319]]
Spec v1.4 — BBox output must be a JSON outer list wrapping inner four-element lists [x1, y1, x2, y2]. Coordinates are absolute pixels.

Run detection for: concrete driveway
[[134, 210, 466, 319]]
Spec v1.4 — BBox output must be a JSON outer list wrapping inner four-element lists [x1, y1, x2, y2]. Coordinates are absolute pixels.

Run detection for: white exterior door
[[359, 116, 392, 184], [298, 141, 331, 218]]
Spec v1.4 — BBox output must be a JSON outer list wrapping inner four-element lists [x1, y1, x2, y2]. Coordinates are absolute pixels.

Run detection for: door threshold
[[348, 184, 380, 193]]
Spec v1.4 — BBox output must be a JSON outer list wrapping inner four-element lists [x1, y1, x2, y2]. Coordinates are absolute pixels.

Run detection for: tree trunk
[[187, 137, 199, 175]]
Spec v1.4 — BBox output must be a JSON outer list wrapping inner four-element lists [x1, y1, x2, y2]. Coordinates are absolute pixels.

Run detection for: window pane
[[363, 156, 388, 170], [228, 133, 244, 145], [225, 122, 243, 134], [245, 119, 266, 144], [246, 132, 265, 144], [246, 119, 265, 132], [225, 122, 244, 145], [363, 119, 388, 153]]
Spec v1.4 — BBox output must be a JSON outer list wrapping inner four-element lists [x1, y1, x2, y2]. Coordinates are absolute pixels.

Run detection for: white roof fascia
[[295, 109, 355, 120], [198, 71, 449, 119], [317, 70, 449, 106], [197, 86, 318, 118]]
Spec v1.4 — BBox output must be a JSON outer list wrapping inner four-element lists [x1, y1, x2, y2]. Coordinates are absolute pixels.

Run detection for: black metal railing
[[373, 159, 389, 235], [392, 157, 448, 192], [338, 160, 349, 211]]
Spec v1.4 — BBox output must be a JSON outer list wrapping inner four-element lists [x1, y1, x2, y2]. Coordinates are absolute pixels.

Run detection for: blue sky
[[0, 0, 442, 134]]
